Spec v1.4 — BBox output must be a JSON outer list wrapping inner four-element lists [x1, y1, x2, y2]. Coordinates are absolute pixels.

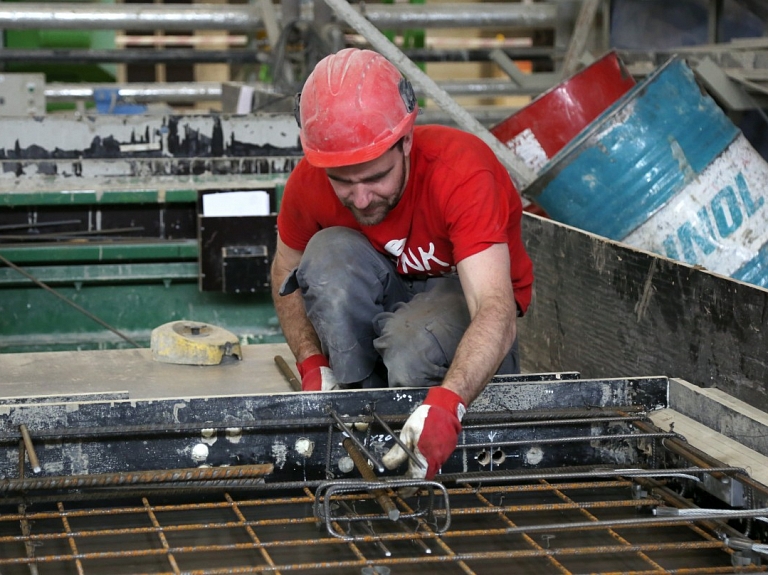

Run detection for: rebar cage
[[0, 374, 765, 574]]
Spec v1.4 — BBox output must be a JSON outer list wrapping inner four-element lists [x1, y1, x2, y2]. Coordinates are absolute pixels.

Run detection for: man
[[271, 48, 534, 484]]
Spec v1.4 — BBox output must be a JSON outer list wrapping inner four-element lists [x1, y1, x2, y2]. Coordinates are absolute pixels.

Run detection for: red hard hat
[[297, 48, 419, 168]]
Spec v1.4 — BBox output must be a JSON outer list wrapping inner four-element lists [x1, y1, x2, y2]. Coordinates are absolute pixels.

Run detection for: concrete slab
[[0, 343, 296, 400]]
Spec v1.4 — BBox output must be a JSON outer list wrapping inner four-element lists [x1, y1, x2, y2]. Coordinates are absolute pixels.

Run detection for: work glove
[[296, 354, 339, 392], [383, 386, 466, 483]]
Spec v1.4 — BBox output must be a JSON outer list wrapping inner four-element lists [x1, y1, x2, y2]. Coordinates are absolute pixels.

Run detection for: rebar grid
[[0, 477, 763, 575], [0, 393, 765, 574]]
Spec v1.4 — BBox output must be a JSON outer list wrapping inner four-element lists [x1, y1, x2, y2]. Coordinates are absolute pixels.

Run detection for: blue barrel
[[527, 57, 768, 288]]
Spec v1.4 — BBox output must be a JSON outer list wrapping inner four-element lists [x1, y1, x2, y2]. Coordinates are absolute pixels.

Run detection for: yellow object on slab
[[150, 321, 242, 365]]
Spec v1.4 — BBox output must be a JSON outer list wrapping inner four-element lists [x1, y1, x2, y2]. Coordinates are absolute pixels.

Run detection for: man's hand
[[382, 387, 466, 481], [296, 354, 339, 391]]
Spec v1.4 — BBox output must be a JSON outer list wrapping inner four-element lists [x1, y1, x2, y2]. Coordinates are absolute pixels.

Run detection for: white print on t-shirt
[[384, 238, 450, 274], [384, 238, 406, 257]]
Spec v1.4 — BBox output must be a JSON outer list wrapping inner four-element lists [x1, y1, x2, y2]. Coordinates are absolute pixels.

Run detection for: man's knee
[[381, 338, 448, 388], [303, 227, 367, 262], [375, 311, 452, 387], [296, 228, 367, 292]]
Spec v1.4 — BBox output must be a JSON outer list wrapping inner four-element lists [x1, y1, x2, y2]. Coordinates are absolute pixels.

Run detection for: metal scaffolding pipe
[[425, 78, 549, 97], [45, 83, 224, 103], [0, 2, 557, 31], [0, 47, 556, 68], [45, 79, 544, 104], [0, 48, 268, 65], [0, 3, 261, 31], [417, 106, 519, 128], [348, 3, 557, 29]]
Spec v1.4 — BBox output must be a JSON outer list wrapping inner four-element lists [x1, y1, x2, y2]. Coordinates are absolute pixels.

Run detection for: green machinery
[[0, 113, 302, 353]]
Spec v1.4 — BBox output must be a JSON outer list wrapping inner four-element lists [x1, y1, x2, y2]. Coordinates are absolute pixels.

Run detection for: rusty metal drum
[[491, 50, 636, 176], [526, 57, 768, 288]]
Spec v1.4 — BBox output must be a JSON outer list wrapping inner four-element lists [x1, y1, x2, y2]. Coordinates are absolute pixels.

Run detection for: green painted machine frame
[[0, 185, 286, 353], [0, 111, 302, 353]]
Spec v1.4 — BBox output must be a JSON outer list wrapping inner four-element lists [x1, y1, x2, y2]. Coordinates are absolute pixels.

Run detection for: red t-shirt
[[277, 125, 534, 313]]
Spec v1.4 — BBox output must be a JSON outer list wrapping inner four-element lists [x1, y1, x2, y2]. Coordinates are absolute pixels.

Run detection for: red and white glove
[[296, 354, 339, 392], [383, 386, 466, 481]]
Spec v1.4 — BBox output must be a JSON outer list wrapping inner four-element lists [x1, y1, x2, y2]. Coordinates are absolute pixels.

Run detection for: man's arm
[[270, 235, 323, 364], [442, 242, 517, 405], [382, 243, 516, 481]]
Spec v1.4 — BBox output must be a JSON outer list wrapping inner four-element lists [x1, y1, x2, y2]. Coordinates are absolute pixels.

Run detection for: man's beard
[[345, 153, 407, 227], [348, 200, 394, 226]]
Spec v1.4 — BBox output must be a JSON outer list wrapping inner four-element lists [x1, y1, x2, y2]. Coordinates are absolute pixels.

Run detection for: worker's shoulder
[[414, 125, 502, 168], [415, 124, 482, 142]]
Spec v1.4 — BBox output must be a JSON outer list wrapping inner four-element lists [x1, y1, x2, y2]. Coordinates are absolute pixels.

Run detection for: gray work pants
[[280, 227, 519, 388]]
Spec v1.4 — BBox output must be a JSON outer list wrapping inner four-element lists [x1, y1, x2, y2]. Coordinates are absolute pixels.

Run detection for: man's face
[[325, 135, 411, 226]]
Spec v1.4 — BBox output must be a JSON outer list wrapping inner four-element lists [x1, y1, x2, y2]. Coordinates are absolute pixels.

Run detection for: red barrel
[[492, 50, 636, 176]]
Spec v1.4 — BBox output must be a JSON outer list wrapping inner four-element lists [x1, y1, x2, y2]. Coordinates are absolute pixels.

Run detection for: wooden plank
[[518, 213, 768, 411], [668, 377, 768, 457], [650, 408, 768, 486]]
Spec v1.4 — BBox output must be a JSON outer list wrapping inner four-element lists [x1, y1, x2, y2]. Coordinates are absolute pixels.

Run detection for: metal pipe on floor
[[274, 355, 302, 392]]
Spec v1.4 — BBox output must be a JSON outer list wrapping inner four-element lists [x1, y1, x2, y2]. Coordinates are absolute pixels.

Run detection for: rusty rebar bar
[[441, 466, 745, 485], [0, 253, 141, 348], [274, 355, 302, 392], [18, 425, 41, 474], [0, 540, 739, 572], [504, 507, 768, 534], [0, 464, 274, 493], [328, 408, 384, 472], [462, 414, 650, 430], [459, 431, 680, 450], [342, 437, 400, 521]]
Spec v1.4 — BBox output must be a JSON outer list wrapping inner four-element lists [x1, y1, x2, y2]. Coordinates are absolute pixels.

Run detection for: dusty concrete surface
[[0, 343, 296, 400]]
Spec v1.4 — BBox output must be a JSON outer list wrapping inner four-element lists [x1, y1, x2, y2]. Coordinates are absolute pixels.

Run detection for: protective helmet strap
[[399, 78, 416, 113], [293, 92, 302, 128]]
